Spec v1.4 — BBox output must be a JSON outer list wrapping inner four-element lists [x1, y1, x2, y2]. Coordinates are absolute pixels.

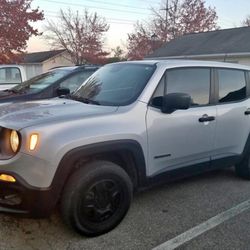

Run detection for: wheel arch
[[50, 140, 147, 204], [241, 133, 250, 158]]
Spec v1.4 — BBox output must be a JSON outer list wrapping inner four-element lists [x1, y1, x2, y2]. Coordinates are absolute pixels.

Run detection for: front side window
[[60, 70, 96, 93], [218, 69, 246, 103], [166, 68, 210, 106], [72, 63, 156, 106], [0, 67, 22, 85]]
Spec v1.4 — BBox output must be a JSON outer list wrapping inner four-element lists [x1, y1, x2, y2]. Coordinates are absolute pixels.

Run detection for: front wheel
[[60, 160, 133, 236]]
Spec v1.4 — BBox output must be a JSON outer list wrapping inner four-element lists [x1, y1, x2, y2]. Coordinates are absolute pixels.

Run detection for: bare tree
[[242, 15, 250, 26], [112, 46, 124, 59], [127, 0, 218, 60], [45, 9, 109, 65]]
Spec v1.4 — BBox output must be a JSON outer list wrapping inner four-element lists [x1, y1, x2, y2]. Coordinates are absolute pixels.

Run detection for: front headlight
[[10, 130, 20, 153], [0, 128, 21, 159]]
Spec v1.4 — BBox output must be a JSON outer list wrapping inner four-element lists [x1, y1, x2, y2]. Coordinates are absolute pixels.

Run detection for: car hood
[[0, 89, 25, 100], [0, 98, 118, 130], [0, 90, 14, 98]]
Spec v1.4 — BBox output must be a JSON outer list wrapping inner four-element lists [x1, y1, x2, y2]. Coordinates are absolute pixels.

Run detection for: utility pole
[[166, 0, 169, 26], [161, 0, 169, 41]]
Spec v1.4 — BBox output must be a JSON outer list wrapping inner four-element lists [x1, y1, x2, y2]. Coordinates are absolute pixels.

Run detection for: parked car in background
[[0, 65, 27, 90], [0, 65, 99, 103]]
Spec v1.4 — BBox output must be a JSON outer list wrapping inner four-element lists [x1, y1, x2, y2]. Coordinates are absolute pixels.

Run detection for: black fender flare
[[239, 133, 250, 162], [50, 140, 147, 204]]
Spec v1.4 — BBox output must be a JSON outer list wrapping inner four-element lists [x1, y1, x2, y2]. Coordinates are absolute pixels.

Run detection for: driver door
[[146, 67, 217, 176]]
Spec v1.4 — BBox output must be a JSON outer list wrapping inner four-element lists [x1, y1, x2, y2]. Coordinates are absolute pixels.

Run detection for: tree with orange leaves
[[127, 0, 218, 60], [0, 0, 44, 63]]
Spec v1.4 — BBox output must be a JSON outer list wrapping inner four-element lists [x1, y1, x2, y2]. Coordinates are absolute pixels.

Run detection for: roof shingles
[[22, 49, 66, 63], [146, 26, 250, 58]]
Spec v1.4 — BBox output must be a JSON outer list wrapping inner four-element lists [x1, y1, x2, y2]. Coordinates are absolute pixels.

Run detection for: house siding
[[42, 52, 74, 72], [19, 64, 43, 80]]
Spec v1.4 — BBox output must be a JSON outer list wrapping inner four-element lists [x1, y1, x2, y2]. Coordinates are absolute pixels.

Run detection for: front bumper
[[0, 171, 57, 217], [0, 152, 57, 188]]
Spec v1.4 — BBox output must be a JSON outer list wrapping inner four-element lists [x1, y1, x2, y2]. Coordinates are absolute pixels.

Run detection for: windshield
[[11, 69, 70, 93], [72, 63, 156, 106]]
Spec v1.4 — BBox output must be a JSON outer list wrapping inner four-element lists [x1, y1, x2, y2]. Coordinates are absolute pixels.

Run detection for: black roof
[[146, 26, 250, 58], [22, 49, 66, 63]]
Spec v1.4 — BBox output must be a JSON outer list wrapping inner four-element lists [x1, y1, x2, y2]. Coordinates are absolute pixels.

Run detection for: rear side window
[[166, 68, 210, 106], [0, 67, 22, 84], [218, 69, 246, 103]]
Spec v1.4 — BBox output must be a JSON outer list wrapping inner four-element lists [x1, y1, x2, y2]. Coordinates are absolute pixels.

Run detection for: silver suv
[[0, 60, 250, 236]]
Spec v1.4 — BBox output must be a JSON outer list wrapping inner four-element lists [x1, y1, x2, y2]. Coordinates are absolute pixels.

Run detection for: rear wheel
[[235, 156, 250, 179], [60, 160, 133, 236]]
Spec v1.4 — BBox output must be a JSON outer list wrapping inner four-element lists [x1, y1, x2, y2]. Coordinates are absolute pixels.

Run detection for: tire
[[60, 160, 133, 236], [235, 156, 250, 180]]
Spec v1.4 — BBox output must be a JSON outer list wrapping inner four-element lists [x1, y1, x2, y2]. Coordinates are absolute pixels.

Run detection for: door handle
[[245, 109, 250, 115], [199, 114, 215, 123]]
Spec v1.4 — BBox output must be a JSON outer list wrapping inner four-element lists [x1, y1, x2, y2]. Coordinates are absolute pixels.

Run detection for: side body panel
[[213, 100, 250, 159], [146, 105, 216, 176]]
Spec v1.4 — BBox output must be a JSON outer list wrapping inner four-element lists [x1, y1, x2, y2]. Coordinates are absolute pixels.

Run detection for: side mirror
[[56, 87, 70, 96], [161, 93, 192, 114]]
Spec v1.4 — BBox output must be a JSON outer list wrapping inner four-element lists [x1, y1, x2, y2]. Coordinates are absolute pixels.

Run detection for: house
[[21, 49, 74, 79], [145, 26, 250, 66]]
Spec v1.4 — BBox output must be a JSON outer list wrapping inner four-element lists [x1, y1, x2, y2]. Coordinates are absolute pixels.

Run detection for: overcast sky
[[27, 0, 250, 52]]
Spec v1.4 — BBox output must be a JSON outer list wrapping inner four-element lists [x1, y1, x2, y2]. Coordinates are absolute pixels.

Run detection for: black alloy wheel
[[61, 161, 133, 236]]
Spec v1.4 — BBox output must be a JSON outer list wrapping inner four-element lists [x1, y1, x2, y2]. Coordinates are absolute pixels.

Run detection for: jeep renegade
[[0, 60, 250, 236]]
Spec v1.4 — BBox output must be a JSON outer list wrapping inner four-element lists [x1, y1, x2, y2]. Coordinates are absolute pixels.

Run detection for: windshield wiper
[[4, 89, 21, 94], [67, 94, 100, 105]]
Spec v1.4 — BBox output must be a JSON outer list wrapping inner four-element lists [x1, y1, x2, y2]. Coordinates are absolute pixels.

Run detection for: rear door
[[212, 68, 250, 160], [146, 67, 217, 176]]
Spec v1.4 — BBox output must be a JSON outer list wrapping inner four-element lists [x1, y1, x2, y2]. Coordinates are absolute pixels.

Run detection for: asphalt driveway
[[1, 167, 250, 250]]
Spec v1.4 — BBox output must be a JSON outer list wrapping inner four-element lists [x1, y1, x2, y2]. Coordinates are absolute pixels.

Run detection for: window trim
[[214, 68, 249, 105], [149, 74, 165, 109], [149, 66, 214, 110]]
